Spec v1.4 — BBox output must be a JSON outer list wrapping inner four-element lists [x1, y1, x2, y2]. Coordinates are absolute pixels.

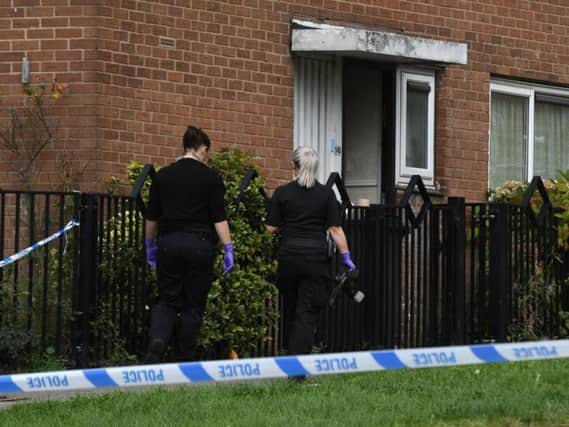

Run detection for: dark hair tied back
[[183, 126, 210, 152]]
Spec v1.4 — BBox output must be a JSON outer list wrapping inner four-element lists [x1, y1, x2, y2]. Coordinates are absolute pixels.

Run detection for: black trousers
[[148, 231, 214, 360], [277, 241, 331, 355]]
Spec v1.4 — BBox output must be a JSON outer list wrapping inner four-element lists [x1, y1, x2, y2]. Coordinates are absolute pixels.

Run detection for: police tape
[[0, 219, 79, 269], [1, 339, 568, 394]]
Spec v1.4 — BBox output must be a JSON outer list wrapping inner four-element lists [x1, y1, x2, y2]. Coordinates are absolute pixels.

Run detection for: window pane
[[406, 84, 428, 169], [534, 101, 569, 179], [489, 92, 528, 188]]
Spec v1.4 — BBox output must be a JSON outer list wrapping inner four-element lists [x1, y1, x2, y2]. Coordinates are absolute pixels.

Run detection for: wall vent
[[159, 37, 176, 48]]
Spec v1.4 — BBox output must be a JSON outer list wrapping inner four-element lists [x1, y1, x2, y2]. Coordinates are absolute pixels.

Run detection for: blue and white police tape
[[0, 219, 79, 269], [1, 339, 568, 394]]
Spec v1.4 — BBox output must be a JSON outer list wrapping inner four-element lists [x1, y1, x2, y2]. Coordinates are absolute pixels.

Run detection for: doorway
[[342, 59, 395, 205], [293, 56, 396, 204]]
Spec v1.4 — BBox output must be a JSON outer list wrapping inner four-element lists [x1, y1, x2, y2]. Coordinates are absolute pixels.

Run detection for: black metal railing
[[0, 189, 148, 369], [75, 193, 149, 367], [2, 172, 568, 370], [0, 190, 80, 368], [465, 177, 565, 343], [317, 178, 467, 351]]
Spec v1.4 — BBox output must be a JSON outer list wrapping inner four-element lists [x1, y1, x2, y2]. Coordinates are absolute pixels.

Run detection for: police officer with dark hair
[[266, 146, 356, 357], [144, 126, 234, 363]]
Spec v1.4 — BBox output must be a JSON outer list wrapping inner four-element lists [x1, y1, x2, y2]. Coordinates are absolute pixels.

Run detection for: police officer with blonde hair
[[266, 146, 356, 358]]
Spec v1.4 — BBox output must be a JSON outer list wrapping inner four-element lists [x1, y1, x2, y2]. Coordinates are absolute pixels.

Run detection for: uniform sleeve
[[146, 176, 162, 221], [265, 187, 282, 227], [325, 189, 342, 227], [209, 173, 227, 223]]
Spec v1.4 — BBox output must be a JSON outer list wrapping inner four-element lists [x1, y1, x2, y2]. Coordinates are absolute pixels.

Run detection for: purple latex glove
[[145, 238, 157, 269], [223, 243, 235, 275], [340, 251, 356, 272]]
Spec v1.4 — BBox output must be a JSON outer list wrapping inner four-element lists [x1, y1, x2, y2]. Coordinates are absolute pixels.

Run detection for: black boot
[[144, 338, 166, 364]]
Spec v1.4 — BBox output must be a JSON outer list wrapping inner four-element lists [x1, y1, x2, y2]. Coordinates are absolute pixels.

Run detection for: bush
[[508, 261, 560, 341], [0, 324, 35, 371], [0, 304, 68, 372], [0, 226, 75, 372], [97, 208, 150, 365], [489, 171, 569, 249], [199, 147, 278, 357]]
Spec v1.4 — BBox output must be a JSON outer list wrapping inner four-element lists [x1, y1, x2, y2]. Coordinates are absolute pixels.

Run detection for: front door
[[342, 60, 384, 204], [294, 56, 395, 203]]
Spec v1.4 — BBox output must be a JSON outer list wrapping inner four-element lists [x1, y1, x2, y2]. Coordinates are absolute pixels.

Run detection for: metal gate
[[317, 175, 465, 351]]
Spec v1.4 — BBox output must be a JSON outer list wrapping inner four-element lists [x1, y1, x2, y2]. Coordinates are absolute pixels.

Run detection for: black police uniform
[[146, 157, 226, 360], [266, 180, 341, 355]]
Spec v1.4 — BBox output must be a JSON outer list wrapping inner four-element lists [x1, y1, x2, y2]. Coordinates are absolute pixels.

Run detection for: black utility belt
[[280, 237, 327, 248], [160, 229, 213, 238]]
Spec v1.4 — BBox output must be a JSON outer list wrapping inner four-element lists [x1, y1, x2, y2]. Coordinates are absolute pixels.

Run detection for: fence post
[[75, 193, 98, 368], [447, 197, 466, 344], [489, 203, 511, 342]]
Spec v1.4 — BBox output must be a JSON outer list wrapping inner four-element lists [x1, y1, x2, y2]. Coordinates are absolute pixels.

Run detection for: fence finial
[[520, 176, 552, 227], [399, 175, 432, 228], [130, 164, 156, 217]]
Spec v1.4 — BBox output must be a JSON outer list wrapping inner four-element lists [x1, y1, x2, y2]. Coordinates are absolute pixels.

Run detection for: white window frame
[[489, 78, 569, 185], [396, 67, 436, 187], [489, 82, 534, 182]]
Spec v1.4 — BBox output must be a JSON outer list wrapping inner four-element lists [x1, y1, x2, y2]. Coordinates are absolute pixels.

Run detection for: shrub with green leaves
[[97, 207, 150, 365], [489, 171, 569, 249], [0, 262, 71, 372], [200, 147, 278, 357]]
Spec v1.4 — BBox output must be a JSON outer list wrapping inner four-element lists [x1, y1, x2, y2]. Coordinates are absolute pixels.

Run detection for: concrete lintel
[[291, 24, 467, 65]]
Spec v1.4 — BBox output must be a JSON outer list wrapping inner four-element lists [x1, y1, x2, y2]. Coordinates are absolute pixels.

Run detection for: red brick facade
[[1, 1, 569, 200]]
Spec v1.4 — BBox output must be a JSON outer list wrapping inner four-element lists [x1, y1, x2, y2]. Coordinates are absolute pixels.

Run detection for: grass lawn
[[1, 358, 568, 426]]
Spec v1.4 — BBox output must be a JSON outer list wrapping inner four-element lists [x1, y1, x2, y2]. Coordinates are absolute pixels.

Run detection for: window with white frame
[[396, 68, 436, 186], [490, 80, 569, 189]]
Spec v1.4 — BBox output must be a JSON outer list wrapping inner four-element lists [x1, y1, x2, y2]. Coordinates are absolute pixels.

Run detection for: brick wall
[[94, 0, 296, 190], [0, 0, 100, 190], [1, 0, 569, 200]]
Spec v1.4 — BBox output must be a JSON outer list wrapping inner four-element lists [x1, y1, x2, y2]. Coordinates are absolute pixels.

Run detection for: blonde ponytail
[[293, 146, 319, 188]]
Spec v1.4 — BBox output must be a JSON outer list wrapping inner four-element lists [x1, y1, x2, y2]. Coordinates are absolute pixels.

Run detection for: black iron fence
[[318, 175, 568, 352], [0, 190, 79, 365], [0, 190, 148, 370], [76, 193, 150, 367], [1, 173, 568, 370], [318, 175, 467, 351], [466, 179, 567, 343]]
